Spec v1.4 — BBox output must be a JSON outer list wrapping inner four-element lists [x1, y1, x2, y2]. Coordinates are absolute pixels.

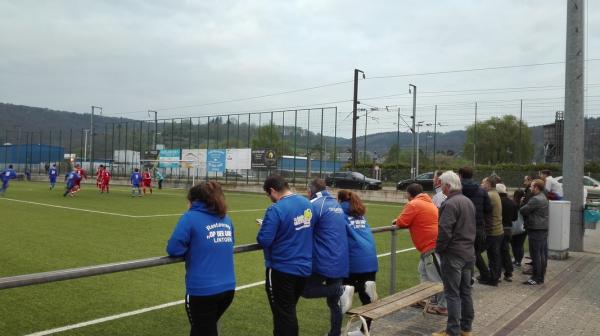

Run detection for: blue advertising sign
[[159, 149, 181, 168], [207, 149, 226, 173]]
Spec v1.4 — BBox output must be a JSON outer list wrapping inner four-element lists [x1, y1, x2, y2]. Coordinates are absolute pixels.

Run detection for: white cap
[[496, 183, 507, 194]]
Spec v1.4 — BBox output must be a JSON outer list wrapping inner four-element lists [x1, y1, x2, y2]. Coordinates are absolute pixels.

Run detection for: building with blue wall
[[0, 144, 65, 165]]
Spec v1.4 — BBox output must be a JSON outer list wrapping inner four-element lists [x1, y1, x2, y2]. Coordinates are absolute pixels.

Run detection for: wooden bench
[[344, 281, 444, 336]]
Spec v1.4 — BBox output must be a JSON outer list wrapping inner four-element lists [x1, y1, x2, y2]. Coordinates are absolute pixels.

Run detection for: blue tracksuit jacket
[[310, 191, 349, 279], [257, 194, 313, 277], [167, 201, 236, 296], [340, 201, 379, 274]]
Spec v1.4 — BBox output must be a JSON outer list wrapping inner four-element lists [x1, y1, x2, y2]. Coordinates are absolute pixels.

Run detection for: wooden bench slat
[[360, 286, 443, 320], [346, 281, 443, 320], [347, 282, 441, 315]]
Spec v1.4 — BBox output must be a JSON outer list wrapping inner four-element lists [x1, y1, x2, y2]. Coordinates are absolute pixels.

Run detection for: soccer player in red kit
[[142, 168, 153, 194], [96, 165, 104, 189], [101, 167, 111, 193], [73, 164, 87, 193]]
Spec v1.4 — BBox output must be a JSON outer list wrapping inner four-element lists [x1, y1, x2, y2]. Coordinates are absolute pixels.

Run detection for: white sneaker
[[347, 329, 365, 336], [339, 285, 355, 314], [365, 281, 378, 302]]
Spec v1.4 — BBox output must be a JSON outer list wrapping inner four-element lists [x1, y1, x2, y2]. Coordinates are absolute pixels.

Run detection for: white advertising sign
[[226, 148, 251, 170]]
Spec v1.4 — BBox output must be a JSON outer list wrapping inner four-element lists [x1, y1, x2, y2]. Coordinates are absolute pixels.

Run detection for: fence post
[[389, 227, 397, 295]]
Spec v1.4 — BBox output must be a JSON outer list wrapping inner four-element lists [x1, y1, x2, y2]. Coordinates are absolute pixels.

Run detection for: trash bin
[[548, 200, 570, 260], [584, 203, 600, 230]]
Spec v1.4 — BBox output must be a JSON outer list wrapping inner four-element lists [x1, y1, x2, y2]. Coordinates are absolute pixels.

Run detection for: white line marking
[[1, 198, 139, 218], [24, 248, 417, 335], [0, 198, 264, 218]]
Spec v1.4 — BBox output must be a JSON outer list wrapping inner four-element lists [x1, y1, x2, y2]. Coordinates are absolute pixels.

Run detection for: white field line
[[0, 198, 264, 218], [24, 248, 417, 336]]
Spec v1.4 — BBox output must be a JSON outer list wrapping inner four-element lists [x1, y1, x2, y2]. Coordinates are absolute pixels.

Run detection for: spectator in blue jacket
[[0, 165, 17, 196], [302, 178, 353, 336], [338, 189, 378, 336], [167, 181, 235, 336], [257, 175, 313, 336]]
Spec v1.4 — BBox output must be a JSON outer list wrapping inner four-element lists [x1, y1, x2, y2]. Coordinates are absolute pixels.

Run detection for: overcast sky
[[1, 0, 598, 135]]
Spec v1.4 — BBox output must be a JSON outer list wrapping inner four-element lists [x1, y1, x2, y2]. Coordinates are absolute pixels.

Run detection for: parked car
[[223, 171, 244, 179], [325, 171, 382, 190], [396, 172, 435, 191], [555, 176, 600, 195]]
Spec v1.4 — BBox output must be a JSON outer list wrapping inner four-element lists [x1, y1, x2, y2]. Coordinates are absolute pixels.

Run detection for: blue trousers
[[302, 274, 343, 336]]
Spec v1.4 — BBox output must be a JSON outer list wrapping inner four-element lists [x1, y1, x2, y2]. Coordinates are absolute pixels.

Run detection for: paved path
[[358, 230, 600, 336]]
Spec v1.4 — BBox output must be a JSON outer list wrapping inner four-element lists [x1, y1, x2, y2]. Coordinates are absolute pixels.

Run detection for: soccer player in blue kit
[[130, 168, 142, 197], [48, 164, 58, 190], [63, 170, 81, 197], [0, 165, 17, 196]]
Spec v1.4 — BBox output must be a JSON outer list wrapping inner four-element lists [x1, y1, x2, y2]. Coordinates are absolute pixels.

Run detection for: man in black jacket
[[433, 171, 476, 336], [497, 183, 518, 282], [458, 167, 492, 284]]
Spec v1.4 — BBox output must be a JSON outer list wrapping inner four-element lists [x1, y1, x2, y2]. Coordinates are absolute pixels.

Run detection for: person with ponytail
[[337, 190, 379, 336], [167, 181, 235, 336]]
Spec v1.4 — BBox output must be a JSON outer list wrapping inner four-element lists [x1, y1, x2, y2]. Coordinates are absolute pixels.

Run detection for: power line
[[366, 58, 600, 80], [104, 59, 600, 116]]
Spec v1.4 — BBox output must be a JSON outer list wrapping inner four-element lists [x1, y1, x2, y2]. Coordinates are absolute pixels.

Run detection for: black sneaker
[[523, 279, 538, 286], [504, 276, 513, 282], [478, 279, 498, 287]]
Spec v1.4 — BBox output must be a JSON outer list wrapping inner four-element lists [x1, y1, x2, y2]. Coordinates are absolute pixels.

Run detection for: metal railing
[[0, 226, 403, 295]]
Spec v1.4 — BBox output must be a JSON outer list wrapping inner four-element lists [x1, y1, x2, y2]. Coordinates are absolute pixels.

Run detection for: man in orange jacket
[[394, 183, 446, 315]]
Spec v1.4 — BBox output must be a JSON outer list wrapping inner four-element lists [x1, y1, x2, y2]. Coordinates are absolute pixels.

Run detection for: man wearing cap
[[497, 183, 518, 282]]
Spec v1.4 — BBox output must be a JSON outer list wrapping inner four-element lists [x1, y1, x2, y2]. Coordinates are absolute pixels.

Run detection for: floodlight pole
[[148, 110, 158, 150], [83, 129, 89, 163], [90, 106, 102, 172], [416, 121, 424, 177], [409, 84, 417, 179]]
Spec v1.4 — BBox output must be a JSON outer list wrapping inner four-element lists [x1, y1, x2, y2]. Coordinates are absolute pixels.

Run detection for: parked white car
[[555, 176, 600, 196]]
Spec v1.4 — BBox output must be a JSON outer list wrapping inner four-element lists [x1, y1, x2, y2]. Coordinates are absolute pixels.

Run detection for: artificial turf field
[[0, 180, 420, 336]]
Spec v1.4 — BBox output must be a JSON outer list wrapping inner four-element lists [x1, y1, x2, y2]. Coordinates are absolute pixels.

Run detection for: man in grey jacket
[[519, 179, 549, 286], [433, 171, 476, 336]]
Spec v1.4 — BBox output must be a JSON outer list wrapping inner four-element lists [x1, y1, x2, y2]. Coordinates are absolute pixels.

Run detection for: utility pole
[[90, 106, 102, 172], [409, 84, 417, 179], [473, 102, 477, 167], [148, 110, 158, 150], [563, 0, 585, 252], [351, 69, 365, 169], [397, 108, 400, 179], [363, 109, 368, 164], [433, 105, 438, 167], [519, 99, 523, 163]]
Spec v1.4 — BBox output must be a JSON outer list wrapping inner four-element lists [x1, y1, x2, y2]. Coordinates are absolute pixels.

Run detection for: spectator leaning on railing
[[257, 175, 314, 336], [394, 183, 447, 316], [166, 182, 235, 336], [302, 178, 353, 336], [338, 189, 379, 336]]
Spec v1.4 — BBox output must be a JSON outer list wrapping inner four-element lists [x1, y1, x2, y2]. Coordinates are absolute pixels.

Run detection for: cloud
[[0, 0, 597, 132]]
